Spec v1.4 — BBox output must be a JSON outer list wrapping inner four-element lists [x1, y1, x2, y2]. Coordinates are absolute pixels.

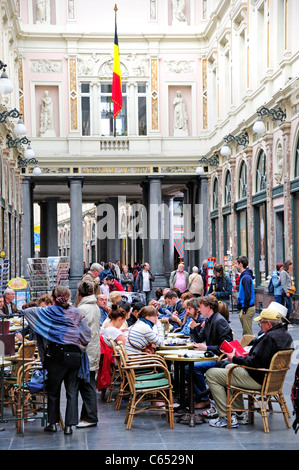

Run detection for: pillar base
[[69, 275, 82, 301], [151, 273, 168, 296]]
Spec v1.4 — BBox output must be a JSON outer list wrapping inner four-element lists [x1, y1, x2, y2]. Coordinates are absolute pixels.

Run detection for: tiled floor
[[1, 310, 299, 451]]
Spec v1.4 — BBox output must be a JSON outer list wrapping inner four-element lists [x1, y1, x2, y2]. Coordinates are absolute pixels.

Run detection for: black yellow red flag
[[112, 5, 122, 119]]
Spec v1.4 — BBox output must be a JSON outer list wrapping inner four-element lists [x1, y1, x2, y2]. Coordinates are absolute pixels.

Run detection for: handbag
[[128, 332, 155, 355], [26, 369, 48, 393], [288, 285, 296, 295]]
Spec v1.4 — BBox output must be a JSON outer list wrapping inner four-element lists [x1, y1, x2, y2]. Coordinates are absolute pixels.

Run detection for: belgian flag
[[112, 20, 122, 119]]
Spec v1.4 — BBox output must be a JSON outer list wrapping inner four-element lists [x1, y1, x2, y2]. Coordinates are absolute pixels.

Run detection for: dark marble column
[[68, 176, 84, 298], [163, 195, 174, 280], [40, 198, 58, 257], [22, 177, 34, 279], [148, 176, 168, 292], [198, 175, 210, 266], [106, 197, 120, 263]]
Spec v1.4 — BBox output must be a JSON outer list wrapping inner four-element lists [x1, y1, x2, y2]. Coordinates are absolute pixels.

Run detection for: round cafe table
[[157, 343, 193, 351], [161, 352, 218, 427]]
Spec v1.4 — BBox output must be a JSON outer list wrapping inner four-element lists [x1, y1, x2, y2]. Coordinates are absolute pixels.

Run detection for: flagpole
[[113, 4, 117, 138]]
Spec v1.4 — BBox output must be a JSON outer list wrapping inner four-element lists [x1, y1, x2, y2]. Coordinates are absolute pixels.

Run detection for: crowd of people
[[0, 255, 295, 434]]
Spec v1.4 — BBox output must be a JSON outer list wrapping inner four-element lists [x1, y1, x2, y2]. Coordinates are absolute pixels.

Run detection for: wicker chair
[[240, 335, 255, 347], [226, 349, 293, 433], [109, 339, 167, 410], [14, 361, 64, 433], [117, 346, 174, 430], [3, 341, 38, 414]]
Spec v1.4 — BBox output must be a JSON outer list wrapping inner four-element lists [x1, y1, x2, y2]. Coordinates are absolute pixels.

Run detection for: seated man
[[180, 297, 204, 336], [190, 295, 233, 408], [97, 294, 111, 326], [161, 290, 186, 330], [127, 301, 145, 327], [2, 288, 18, 315], [206, 306, 293, 428]]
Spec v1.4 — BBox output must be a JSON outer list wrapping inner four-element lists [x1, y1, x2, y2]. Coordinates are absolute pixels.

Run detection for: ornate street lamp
[[253, 106, 286, 135], [220, 132, 249, 158], [0, 60, 13, 94]]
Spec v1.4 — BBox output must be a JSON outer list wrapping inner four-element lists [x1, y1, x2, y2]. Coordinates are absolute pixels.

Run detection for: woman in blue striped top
[[126, 306, 164, 355]]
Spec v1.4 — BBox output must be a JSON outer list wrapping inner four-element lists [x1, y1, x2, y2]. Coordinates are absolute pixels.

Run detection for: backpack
[[268, 277, 274, 294], [291, 363, 299, 433]]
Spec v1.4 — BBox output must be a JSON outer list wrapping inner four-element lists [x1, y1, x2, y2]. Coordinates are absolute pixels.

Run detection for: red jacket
[[109, 279, 124, 292], [97, 336, 114, 391]]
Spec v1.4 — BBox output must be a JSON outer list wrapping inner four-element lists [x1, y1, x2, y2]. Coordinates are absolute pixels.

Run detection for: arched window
[[295, 134, 299, 179], [211, 177, 219, 260], [238, 160, 247, 199], [0, 153, 2, 199], [224, 170, 231, 205], [212, 178, 218, 210], [256, 150, 267, 192]]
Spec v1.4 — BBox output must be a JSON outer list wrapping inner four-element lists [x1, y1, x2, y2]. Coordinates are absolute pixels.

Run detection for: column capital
[[147, 175, 164, 181], [67, 176, 84, 188]]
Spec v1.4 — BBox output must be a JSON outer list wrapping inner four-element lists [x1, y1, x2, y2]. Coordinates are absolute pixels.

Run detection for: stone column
[[148, 176, 168, 292], [182, 188, 189, 271], [22, 177, 34, 279], [281, 122, 292, 259], [68, 176, 84, 298], [39, 201, 47, 258], [95, 201, 107, 263], [106, 197, 120, 263], [39, 197, 58, 257], [140, 182, 149, 263], [198, 175, 210, 266], [163, 195, 174, 280], [264, 134, 274, 274]]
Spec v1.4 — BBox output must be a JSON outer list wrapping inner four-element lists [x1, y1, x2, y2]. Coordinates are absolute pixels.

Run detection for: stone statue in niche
[[40, 90, 56, 137], [36, 0, 50, 24], [172, 0, 186, 25], [173, 91, 188, 137], [274, 145, 283, 185]]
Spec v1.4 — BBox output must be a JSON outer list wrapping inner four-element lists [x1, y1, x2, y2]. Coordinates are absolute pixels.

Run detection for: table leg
[[176, 362, 206, 427]]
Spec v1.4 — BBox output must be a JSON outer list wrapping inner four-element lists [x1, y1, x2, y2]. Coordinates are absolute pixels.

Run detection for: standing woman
[[120, 265, 134, 292], [280, 260, 294, 321], [206, 264, 232, 304], [24, 286, 91, 435], [76, 281, 101, 428], [271, 262, 283, 305]]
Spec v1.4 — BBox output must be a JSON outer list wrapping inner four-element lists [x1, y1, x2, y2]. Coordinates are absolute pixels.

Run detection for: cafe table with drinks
[[156, 333, 219, 427]]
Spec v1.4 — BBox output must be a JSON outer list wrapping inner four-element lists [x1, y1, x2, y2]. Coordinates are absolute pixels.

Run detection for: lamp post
[[18, 155, 42, 175], [197, 155, 219, 168], [220, 132, 249, 158], [253, 106, 286, 135], [0, 60, 13, 94], [0, 108, 27, 136]]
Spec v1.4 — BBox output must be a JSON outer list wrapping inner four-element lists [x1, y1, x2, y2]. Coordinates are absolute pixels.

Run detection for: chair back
[[116, 346, 137, 391], [18, 341, 36, 359], [264, 349, 293, 395], [240, 335, 255, 347]]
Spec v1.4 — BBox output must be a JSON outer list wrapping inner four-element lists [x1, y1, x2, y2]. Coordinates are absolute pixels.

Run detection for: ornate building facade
[[0, 0, 299, 315]]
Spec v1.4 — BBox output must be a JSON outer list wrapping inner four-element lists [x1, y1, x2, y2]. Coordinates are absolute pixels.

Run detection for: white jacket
[[77, 295, 101, 371], [188, 272, 203, 295]]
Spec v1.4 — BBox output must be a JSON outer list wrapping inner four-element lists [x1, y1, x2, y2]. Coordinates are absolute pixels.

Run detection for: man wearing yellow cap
[[206, 307, 293, 428]]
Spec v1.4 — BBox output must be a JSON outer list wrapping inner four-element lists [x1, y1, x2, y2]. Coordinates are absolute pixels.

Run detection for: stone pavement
[[1, 309, 299, 452]]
